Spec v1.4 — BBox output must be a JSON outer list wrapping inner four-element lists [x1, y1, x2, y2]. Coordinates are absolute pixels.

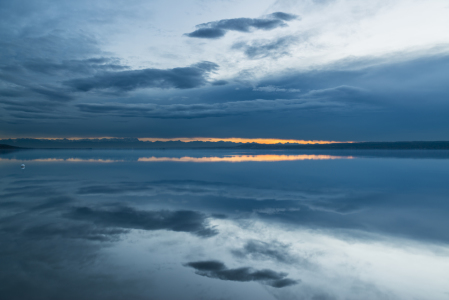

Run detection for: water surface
[[1, 149, 448, 300]]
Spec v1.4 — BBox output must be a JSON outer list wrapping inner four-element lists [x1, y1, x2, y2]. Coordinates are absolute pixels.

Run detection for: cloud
[[211, 80, 228, 86], [75, 99, 331, 118], [23, 222, 127, 242], [22, 57, 128, 75], [27, 85, 74, 101], [0, 185, 60, 199], [64, 61, 219, 92], [0, 73, 74, 101], [187, 28, 226, 39], [231, 240, 297, 264], [0, 20, 102, 103], [76, 86, 368, 119], [253, 85, 301, 92], [185, 12, 298, 39], [65, 206, 218, 237], [305, 85, 366, 99], [270, 12, 298, 21], [185, 260, 299, 288], [77, 183, 149, 195], [252, 207, 302, 214], [233, 35, 300, 59], [31, 196, 73, 211], [76, 180, 341, 203]]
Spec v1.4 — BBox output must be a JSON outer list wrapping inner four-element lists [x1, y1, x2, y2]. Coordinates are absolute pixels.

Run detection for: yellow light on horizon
[[137, 154, 354, 162], [137, 137, 346, 144]]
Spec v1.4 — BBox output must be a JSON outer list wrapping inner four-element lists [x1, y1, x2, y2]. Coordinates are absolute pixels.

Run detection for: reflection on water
[[138, 154, 353, 162], [0, 158, 122, 163], [1, 149, 449, 300], [0, 154, 353, 163]]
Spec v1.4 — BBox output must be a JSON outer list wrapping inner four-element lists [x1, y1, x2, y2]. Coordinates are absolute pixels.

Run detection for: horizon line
[[1, 137, 350, 145]]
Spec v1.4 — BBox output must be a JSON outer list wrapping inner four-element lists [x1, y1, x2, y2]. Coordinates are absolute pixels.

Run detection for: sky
[[1, 0, 449, 141]]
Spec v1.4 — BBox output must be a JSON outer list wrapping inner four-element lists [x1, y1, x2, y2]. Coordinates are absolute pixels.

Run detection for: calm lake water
[[1, 149, 449, 300]]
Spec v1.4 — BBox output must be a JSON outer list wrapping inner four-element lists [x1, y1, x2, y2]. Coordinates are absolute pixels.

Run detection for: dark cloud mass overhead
[[65, 62, 219, 92]]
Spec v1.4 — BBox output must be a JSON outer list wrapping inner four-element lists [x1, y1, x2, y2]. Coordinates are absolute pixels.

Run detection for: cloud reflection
[[185, 260, 299, 288], [0, 158, 121, 163], [2, 150, 449, 299], [66, 206, 218, 237]]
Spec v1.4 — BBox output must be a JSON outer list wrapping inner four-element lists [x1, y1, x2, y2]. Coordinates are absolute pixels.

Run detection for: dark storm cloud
[[233, 35, 299, 59], [185, 12, 298, 39], [185, 260, 299, 288], [66, 206, 218, 237], [65, 61, 219, 92], [76, 85, 368, 118]]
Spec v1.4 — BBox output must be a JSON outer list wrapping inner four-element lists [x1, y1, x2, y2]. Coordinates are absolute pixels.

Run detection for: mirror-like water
[[1, 149, 448, 300]]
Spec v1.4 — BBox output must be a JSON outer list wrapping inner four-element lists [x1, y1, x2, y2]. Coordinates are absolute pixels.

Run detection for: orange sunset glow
[[138, 137, 345, 144], [137, 154, 354, 162]]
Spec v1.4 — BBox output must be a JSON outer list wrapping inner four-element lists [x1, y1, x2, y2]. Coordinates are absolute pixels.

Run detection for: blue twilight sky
[[0, 0, 448, 140]]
